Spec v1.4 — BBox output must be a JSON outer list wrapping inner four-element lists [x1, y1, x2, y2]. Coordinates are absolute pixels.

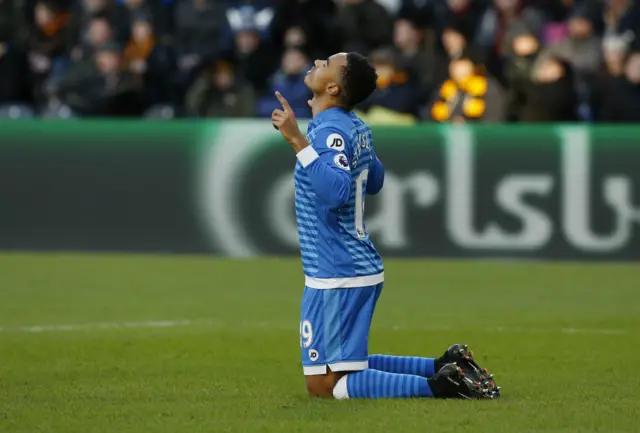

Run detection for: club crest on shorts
[[334, 153, 350, 171], [326, 133, 345, 151], [308, 349, 319, 362]]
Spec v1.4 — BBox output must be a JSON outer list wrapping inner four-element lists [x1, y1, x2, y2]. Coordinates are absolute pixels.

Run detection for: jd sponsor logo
[[309, 349, 319, 362]]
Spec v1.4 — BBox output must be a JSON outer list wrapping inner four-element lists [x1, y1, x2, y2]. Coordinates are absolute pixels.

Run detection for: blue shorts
[[299, 283, 383, 375]]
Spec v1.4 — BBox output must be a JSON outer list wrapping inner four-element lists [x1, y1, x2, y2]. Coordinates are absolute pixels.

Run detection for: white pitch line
[[560, 327, 627, 335], [0, 319, 204, 334], [0, 319, 629, 336], [390, 324, 628, 336]]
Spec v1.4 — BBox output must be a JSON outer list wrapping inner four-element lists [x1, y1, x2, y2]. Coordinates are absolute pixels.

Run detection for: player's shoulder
[[308, 109, 355, 153]]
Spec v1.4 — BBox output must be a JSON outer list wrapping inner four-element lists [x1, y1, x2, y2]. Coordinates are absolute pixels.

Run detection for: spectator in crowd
[[257, 46, 312, 119], [513, 56, 579, 121], [431, 52, 505, 123], [506, 27, 578, 122], [185, 59, 255, 118], [71, 13, 115, 62], [337, 0, 393, 55], [504, 30, 541, 119], [272, 0, 340, 58], [434, 18, 483, 92], [28, 0, 73, 107], [174, 0, 228, 92], [397, 0, 433, 30], [536, 3, 603, 74], [475, 0, 546, 83], [227, 4, 278, 93], [442, 22, 467, 60], [277, 25, 325, 65], [479, 0, 546, 55], [535, 2, 603, 120], [392, 17, 436, 103], [602, 0, 640, 54], [432, 0, 489, 50], [122, 12, 173, 108], [357, 47, 421, 122], [599, 46, 640, 122], [121, 0, 171, 39], [594, 4, 637, 121], [49, 42, 141, 116], [283, 25, 308, 51], [70, 0, 128, 46]]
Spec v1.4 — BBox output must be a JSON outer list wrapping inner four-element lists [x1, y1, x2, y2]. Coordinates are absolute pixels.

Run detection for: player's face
[[304, 53, 347, 97]]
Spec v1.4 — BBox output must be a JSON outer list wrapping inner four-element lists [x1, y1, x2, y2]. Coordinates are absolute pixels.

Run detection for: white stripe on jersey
[[304, 272, 384, 289]]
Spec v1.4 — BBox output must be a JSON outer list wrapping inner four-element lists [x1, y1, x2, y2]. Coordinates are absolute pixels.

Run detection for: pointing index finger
[[275, 91, 292, 113]]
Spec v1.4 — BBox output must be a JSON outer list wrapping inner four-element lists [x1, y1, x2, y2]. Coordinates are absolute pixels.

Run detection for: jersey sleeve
[[366, 149, 384, 195], [296, 126, 352, 209]]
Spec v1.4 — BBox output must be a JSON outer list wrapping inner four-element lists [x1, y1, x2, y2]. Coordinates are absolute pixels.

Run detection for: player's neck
[[311, 95, 343, 118]]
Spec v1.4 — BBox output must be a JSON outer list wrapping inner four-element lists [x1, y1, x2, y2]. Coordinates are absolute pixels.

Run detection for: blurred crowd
[[0, 0, 639, 122]]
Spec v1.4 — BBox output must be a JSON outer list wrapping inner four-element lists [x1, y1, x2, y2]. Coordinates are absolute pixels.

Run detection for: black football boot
[[427, 363, 497, 399], [434, 344, 501, 398]]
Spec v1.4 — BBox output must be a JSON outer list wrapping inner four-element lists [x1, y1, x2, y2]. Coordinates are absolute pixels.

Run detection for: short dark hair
[[340, 52, 377, 110]]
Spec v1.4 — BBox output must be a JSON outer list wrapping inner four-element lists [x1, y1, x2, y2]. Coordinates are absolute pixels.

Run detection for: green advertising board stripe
[[1, 120, 639, 260], [0, 120, 211, 253]]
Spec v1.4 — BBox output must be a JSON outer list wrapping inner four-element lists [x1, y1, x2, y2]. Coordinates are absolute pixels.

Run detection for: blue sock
[[369, 354, 436, 378], [337, 369, 433, 399]]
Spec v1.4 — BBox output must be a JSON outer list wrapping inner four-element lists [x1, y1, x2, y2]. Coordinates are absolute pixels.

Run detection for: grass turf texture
[[0, 253, 638, 433]]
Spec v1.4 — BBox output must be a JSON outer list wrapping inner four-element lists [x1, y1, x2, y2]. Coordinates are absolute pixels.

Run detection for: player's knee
[[305, 376, 333, 397], [305, 373, 342, 398]]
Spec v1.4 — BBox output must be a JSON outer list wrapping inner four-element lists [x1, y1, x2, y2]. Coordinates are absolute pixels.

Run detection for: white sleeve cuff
[[296, 146, 319, 168]]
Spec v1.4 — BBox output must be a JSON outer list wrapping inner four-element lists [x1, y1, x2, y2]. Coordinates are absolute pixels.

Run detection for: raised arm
[[272, 92, 352, 209]]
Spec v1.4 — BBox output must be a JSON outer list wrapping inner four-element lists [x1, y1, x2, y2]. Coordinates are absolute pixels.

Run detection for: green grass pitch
[[1, 253, 639, 433]]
